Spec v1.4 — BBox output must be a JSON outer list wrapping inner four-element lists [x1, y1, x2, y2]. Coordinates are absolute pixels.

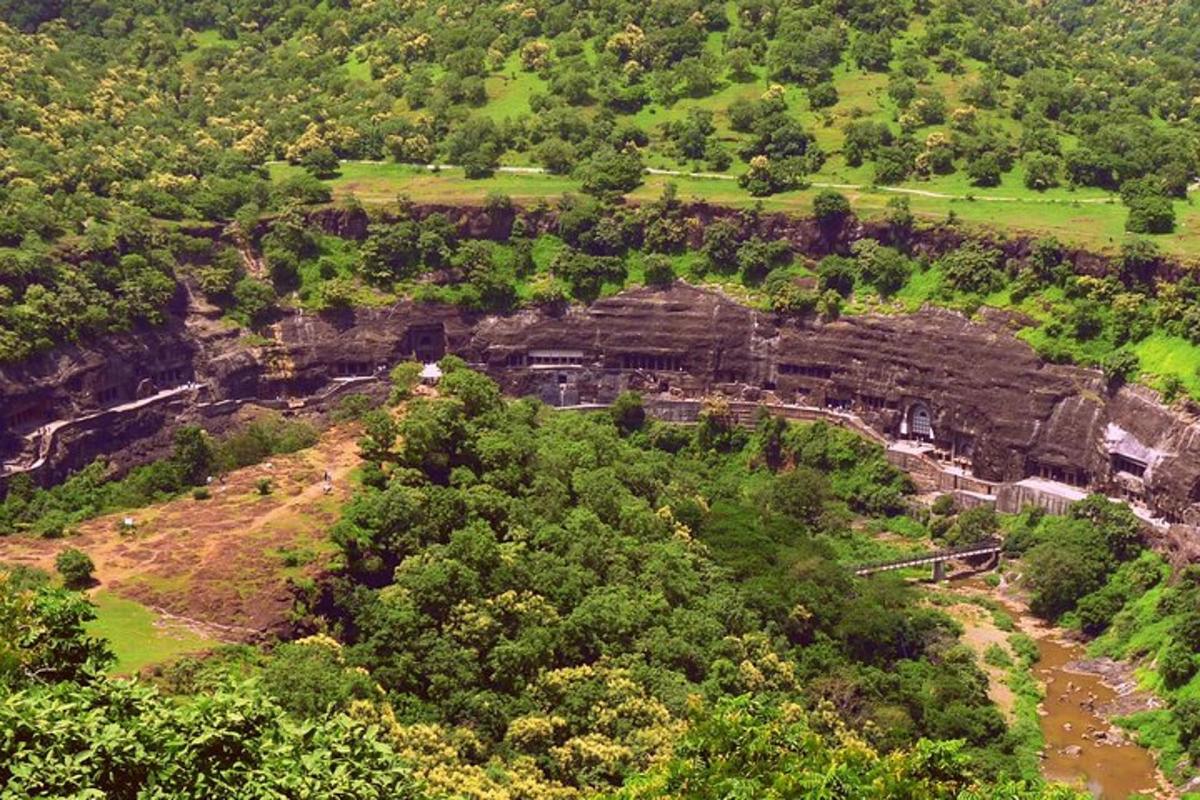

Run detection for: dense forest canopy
[[1, 0, 1197, 218]]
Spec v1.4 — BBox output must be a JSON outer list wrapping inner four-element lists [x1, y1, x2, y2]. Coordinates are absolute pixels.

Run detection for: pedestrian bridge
[[853, 537, 1003, 579]]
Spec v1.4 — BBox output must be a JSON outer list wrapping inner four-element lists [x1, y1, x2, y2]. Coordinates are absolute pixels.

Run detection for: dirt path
[[0, 423, 362, 639], [309, 159, 1129, 206]]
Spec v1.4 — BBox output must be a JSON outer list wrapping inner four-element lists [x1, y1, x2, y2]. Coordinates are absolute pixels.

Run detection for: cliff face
[[3, 284, 1200, 523]]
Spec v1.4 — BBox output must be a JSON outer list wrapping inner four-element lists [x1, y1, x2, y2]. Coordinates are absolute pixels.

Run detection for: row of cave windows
[[503, 356, 847, 375], [333, 362, 375, 377], [94, 367, 191, 405], [806, 392, 897, 413], [3, 366, 192, 429], [1029, 454, 1148, 486], [504, 353, 684, 370], [779, 363, 833, 379]]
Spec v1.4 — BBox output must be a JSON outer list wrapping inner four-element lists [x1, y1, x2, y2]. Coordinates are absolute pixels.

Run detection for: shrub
[[1161, 375, 1185, 404], [484, 192, 513, 213], [333, 393, 374, 422], [1159, 640, 1197, 690], [1008, 633, 1039, 667], [215, 416, 318, 472], [643, 255, 676, 287], [256, 478, 273, 496], [55, 548, 95, 589], [232, 277, 277, 324], [992, 609, 1015, 632], [1100, 349, 1140, 390], [192, 487, 211, 501], [983, 643, 1013, 668], [35, 511, 69, 539], [931, 494, 957, 516], [1172, 697, 1200, 762]]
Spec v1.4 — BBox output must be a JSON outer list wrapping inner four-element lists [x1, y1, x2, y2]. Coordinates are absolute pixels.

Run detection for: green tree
[[611, 696, 1084, 800], [967, 153, 1002, 187], [737, 237, 792, 285], [301, 146, 340, 179], [818, 255, 856, 297], [812, 189, 851, 225], [172, 425, 215, 485], [769, 466, 831, 528], [440, 364, 503, 418], [262, 637, 378, 718], [851, 239, 911, 296], [808, 81, 838, 109], [0, 679, 422, 798], [232, 277, 276, 324], [1068, 494, 1142, 562], [939, 242, 1005, 295], [535, 138, 577, 175], [390, 361, 422, 404], [579, 146, 645, 197], [446, 117, 502, 178], [1125, 195, 1176, 234], [1024, 152, 1062, 191], [55, 549, 95, 589], [1173, 697, 1200, 761], [701, 219, 741, 274], [359, 409, 399, 464], [610, 391, 646, 435], [1025, 520, 1114, 619], [1, 572, 113, 688], [944, 506, 999, 546]]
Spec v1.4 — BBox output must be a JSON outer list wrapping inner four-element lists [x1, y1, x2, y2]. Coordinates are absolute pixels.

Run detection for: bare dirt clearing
[[0, 423, 362, 640]]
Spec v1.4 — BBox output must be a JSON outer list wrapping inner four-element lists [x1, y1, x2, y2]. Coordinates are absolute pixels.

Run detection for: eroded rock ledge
[[2, 284, 1200, 531]]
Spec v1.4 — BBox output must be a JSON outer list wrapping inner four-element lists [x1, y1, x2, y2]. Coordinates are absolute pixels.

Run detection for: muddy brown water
[[1034, 633, 1161, 799], [953, 578, 1163, 799]]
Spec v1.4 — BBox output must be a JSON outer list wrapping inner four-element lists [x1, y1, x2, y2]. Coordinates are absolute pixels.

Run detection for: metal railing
[[852, 537, 1002, 576]]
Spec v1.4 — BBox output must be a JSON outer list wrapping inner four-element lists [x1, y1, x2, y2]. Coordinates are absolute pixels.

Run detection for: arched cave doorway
[[907, 402, 933, 441]]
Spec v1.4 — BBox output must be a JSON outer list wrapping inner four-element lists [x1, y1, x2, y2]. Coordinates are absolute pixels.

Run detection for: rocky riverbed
[[951, 576, 1174, 799]]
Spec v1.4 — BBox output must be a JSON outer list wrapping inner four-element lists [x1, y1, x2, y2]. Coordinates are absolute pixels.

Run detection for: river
[[953, 578, 1166, 799], [1033, 631, 1162, 799]]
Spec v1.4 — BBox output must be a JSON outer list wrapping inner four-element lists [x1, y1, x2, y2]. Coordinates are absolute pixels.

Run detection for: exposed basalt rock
[[4, 283, 1200, 529]]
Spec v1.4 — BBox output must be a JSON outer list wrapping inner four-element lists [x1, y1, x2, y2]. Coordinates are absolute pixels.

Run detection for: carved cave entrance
[[907, 402, 933, 440], [405, 324, 446, 363]]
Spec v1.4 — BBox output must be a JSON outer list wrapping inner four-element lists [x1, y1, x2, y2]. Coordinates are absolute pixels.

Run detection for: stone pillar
[[933, 560, 946, 582]]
